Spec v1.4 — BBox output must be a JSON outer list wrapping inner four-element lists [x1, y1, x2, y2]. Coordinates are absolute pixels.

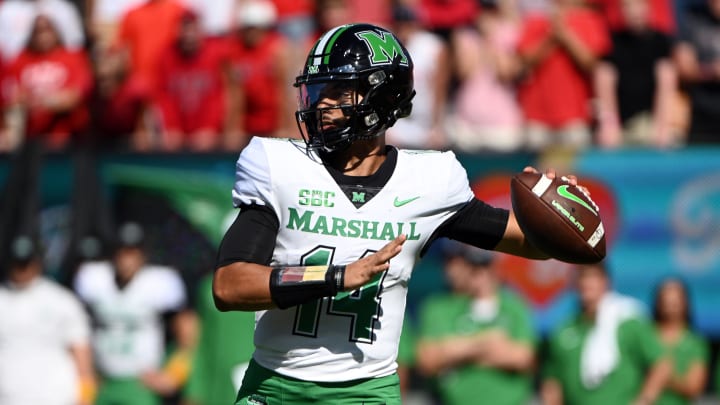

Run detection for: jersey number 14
[[293, 246, 385, 344]]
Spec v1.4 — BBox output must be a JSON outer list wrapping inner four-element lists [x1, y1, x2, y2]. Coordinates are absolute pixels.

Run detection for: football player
[[74, 222, 194, 405], [213, 23, 575, 404]]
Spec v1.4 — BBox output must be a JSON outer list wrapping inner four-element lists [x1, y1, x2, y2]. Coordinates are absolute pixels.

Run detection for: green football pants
[[235, 359, 402, 405]]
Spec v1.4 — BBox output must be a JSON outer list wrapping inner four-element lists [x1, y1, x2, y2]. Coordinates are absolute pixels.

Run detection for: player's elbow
[[213, 298, 233, 312], [212, 271, 234, 312], [212, 265, 248, 311], [213, 263, 274, 311]]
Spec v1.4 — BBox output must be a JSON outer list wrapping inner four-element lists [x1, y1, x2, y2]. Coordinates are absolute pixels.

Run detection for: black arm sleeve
[[421, 198, 510, 255], [215, 204, 279, 269]]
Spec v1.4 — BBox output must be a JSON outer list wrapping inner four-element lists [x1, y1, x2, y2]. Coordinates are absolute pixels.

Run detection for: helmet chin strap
[[318, 131, 386, 166]]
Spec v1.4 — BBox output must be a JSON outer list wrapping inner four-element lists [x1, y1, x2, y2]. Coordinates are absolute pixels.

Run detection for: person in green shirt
[[397, 315, 417, 398], [183, 274, 256, 405], [716, 355, 720, 403], [652, 278, 708, 405], [416, 241, 536, 405], [541, 262, 672, 405]]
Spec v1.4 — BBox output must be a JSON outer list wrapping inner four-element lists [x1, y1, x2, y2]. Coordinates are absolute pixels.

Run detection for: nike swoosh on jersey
[[393, 196, 420, 207]]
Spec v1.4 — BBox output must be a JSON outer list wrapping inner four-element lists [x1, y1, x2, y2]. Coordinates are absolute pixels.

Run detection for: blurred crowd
[[399, 242, 715, 405], [3, 222, 719, 405], [1, 0, 720, 154]]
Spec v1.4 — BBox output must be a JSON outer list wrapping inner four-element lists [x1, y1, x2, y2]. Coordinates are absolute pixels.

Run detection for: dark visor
[[298, 81, 359, 111]]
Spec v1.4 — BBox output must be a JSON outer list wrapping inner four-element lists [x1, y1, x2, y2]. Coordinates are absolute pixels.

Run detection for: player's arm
[[213, 204, 278, 311], [436, 168, 584, 260], [433, 198, 548, 260], [213, 204, 405, 311], [434, 199, 549, 260], [494, 210, 551, 260]]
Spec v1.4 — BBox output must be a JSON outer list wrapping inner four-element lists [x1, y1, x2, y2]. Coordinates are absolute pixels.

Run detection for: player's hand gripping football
[[522, 166, 590, 196], [343, 234, 407, 291]]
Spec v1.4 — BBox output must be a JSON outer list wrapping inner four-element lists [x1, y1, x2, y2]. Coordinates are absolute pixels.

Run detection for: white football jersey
[[232, 137, 475, 382], [74, 261, 186, 377], [0, 278, 90, 405]]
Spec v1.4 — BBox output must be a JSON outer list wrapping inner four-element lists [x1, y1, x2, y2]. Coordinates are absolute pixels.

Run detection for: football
[[510, 172, 606, 264]]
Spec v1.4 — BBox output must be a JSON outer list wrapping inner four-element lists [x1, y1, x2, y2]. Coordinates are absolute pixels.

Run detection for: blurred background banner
[[1, 146, 719, 336], [576, 148, 720, 337]]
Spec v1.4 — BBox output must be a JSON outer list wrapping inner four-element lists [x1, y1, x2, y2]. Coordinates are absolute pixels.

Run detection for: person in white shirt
[[0, 0, 85, 61], [386, 5, 450, 150], [182, 0, 238, 38], [74, 222, 195, 405], [0, 235, 96, 405]]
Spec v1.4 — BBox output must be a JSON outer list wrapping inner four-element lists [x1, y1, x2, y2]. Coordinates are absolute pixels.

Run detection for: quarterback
[[214, 23, 573, 404]]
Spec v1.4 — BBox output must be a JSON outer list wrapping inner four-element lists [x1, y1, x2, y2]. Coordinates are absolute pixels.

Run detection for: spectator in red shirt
[[89, 48, 154, 151], [227, 0, 294, 138], [2, 14, 93, 150], [0, 57, 9, 151], [115, 0, 188, 89], [347, 0, 393, 27], [516, 0, 611, 150], [273, 0, 315, 42], [155, 11, 231, 152], [417, 0, 479, 37]]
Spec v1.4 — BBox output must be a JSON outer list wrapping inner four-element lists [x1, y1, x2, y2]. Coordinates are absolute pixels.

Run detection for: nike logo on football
[[556, 185, 597, 216], [393, 196, 420, 207]]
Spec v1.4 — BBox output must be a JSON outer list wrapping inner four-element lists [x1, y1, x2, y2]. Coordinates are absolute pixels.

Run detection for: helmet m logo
[[355, 31, 409, 66]]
